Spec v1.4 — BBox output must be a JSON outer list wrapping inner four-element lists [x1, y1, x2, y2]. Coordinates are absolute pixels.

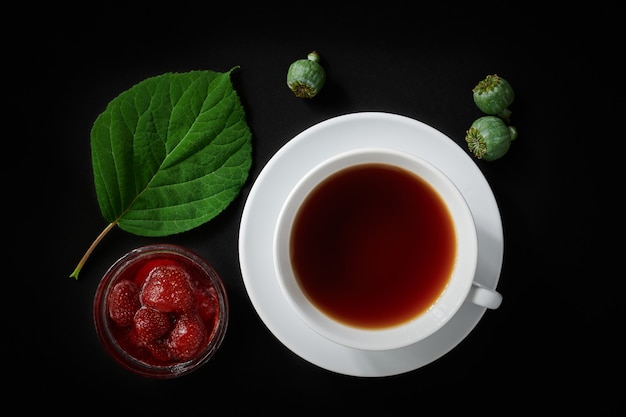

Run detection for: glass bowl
[[93, 244, 229, 378]]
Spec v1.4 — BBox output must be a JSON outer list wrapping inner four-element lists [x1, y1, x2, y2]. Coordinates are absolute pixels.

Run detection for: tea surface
[[290, 163, 456, 329]]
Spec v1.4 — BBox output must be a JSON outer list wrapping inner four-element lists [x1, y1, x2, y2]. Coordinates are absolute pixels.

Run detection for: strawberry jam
[[93, 244, 228, 378]]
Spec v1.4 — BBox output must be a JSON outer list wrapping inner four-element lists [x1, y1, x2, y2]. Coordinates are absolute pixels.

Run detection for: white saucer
[[238, 112, 504, 377]]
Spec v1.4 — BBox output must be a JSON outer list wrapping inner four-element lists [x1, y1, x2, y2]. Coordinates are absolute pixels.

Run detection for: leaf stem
[[69, 222, 116, 280]]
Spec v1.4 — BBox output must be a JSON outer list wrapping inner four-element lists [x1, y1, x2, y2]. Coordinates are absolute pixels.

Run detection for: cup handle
[[469, 282, 503, 309]]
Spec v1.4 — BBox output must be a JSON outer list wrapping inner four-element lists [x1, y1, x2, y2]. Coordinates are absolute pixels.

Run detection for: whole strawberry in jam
[[107, 280, 140, 327], [140, 264, 196, 313], [195, 285, 218, 322], [131, 306, 172, 346], [167, 313, 208, 361]]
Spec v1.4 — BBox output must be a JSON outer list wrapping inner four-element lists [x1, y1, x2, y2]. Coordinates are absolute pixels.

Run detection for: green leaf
[[71, 68, 252, 279]]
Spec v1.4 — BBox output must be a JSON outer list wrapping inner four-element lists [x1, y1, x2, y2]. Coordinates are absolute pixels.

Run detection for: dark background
[[10, 4, 619, 414]]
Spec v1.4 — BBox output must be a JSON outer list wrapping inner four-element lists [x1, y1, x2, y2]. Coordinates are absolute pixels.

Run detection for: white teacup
[[274, 148, 502, 351]]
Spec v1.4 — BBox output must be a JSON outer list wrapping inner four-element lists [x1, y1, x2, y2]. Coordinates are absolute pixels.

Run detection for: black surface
[[11, 5, 619, 414]]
